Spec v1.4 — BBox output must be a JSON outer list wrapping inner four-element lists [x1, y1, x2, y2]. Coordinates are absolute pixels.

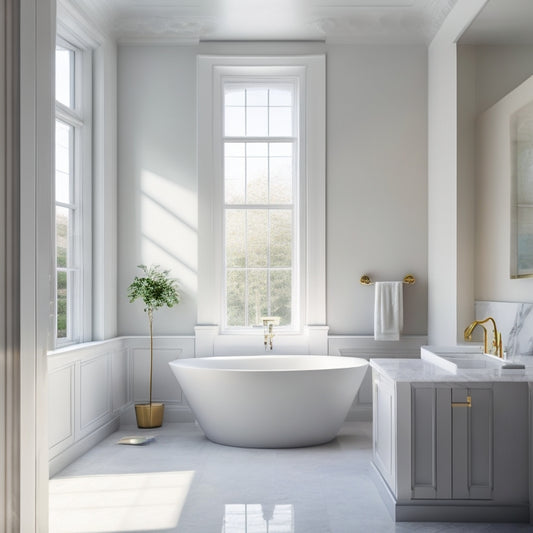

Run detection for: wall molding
[[49, 417, 120, 478], [194, 325, 330, 357], [49, 334, 427, 471], [48, 336, 195, 472], [329, 335, 428, 358]]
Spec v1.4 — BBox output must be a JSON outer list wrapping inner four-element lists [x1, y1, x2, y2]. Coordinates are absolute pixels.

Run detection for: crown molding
[[114, 15, 217, 44], [67, 0, 458, 45]]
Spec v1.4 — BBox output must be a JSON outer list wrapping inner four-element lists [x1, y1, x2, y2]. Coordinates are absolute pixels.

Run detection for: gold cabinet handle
[[451, 395, 471, 408]]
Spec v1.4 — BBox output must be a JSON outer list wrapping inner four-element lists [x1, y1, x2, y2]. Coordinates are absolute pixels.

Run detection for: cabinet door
[[411, 386, 452, 499], [451, 387, 493, 500], [411, 385, 493, 500], [372, 371, 396, 492]]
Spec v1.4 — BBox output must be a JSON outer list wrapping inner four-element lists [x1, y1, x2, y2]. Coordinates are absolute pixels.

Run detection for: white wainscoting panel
[[124, 336, 195, 424], [79, 353, 112, 436], [112, 347, 129, 412], [48, 338, 129, 476], [329, 335, 427, 420], [48, 364, 74, 455], [132, 348, 183, 403], [48, 336, 197, 475], [48, 334, 427, 474]]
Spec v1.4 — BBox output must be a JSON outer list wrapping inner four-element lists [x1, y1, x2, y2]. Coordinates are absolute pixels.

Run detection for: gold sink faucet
[[464, 316, 503, 358]]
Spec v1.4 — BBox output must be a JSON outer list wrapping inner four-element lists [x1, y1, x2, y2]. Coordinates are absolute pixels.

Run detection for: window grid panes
[[55, 46, 74, 109], [223, 83, 297, 329], [55, 43, 83, 344]]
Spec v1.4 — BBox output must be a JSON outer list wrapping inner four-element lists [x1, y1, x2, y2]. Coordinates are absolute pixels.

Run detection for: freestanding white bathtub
[[168, 355, 368, 448]]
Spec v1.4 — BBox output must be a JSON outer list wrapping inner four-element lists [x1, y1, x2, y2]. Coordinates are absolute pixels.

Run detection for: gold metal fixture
[[262, 316, 280, 350], [360, 274, 416, 285], [464, 316, 504, 358], [451, 395, 472, 408]]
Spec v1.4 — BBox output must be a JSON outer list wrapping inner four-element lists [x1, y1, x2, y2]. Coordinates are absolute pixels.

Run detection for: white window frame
[[197, 55, 326, 342], [54, 36, 92, 346]]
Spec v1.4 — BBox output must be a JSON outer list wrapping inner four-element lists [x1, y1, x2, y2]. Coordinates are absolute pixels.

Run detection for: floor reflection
[[222, 504, 294, 533]]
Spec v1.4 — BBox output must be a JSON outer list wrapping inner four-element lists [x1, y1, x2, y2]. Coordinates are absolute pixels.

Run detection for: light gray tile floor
[[49, 421, 533, 533]]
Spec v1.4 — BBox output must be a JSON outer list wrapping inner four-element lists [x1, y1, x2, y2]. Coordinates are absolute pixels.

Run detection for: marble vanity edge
[[369, 357, 533, 383]]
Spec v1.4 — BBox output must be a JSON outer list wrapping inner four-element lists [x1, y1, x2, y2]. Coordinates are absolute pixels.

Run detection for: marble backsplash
[[476, 301, 533, 357]]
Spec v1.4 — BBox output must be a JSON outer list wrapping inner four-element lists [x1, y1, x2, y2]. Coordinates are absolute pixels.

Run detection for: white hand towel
[[374, 281, 403, 341]]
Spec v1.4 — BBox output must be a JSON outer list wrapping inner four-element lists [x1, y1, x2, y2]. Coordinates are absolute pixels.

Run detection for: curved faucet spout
[[464, 316, 503, 358], [262, 316, 280, 351]]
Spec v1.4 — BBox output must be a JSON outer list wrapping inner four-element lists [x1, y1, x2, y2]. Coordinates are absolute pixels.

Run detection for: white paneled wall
[[48, 336, 194, 476], [48, 339, 127, 476], [49, 335, 425, 474], [123, 336, 195, 425]]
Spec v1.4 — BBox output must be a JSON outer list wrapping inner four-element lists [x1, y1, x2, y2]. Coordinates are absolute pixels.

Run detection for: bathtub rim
[[168, 354, 368, 373]]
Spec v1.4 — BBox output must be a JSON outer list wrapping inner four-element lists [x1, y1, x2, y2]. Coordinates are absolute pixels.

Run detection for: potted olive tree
[[128, 264, 180, 428]]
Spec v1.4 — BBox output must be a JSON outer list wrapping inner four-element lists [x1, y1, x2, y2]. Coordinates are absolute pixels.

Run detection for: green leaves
[[127, 264, 180, 315]]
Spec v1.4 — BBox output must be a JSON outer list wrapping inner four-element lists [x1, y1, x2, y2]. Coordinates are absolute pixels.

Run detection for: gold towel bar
[[360, 274, 415, 286]]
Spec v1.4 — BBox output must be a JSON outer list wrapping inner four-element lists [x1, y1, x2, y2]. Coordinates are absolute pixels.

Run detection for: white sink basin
[[421, 345, 505, 373]]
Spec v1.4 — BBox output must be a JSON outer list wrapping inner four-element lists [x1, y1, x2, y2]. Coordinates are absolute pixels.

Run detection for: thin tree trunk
[[149, 310, 153, 406]]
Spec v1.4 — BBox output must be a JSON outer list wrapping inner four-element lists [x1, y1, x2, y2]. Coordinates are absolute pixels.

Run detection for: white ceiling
[[68, 0, 459, 44]]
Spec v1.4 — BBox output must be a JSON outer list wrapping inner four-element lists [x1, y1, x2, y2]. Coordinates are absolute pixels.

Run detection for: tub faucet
[[261, 316, 280, 351], [464, 316, 503, 358]]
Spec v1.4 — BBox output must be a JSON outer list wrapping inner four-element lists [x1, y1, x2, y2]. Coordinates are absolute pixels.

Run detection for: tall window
[[55, 40, 91, 345], [223, 82, 298, 329], [197, 56, 326, 339]]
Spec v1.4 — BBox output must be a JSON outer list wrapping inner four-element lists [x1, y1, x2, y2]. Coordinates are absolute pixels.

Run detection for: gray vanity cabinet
[[411, 385, 493, 500], [372, 371, 396, 491], [372, 367, 530, 522]]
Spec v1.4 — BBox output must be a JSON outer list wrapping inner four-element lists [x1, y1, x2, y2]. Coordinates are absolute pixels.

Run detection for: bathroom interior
[[5, 0, 533, 531]]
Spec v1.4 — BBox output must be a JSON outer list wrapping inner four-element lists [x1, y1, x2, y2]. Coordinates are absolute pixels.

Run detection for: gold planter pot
[[135, 402, 164, 428]]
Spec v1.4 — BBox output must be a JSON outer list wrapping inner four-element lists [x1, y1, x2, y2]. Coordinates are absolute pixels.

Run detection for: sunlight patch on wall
[[49, 470, 194, 533], [140, 170, 197, 294]]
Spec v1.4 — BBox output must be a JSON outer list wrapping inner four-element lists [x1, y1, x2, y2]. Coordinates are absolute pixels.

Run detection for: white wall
[[475, 75, 533, 303], [118, 46, 198, 336], [473, 45, 533, 115], [456, 45, 478, 343], [117, 42, 429, 337], [455, 44, 533, 307], [427, 0, 488, 345], [326, 45, 427, 335]]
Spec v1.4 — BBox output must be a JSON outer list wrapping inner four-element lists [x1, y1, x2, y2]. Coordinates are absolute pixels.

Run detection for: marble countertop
[[370, 356, 533, 383]]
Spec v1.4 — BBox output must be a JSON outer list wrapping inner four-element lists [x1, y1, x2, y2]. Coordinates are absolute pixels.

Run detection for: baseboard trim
[[369, 461, 396, 520], [395, 503, 529, 523], [49, 416, 120, 478], [370, 462, 529, 523]]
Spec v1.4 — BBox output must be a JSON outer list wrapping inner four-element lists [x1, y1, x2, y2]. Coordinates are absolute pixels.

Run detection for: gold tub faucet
[[261, 316, 280, 351], [464, 316, 503, 358]]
